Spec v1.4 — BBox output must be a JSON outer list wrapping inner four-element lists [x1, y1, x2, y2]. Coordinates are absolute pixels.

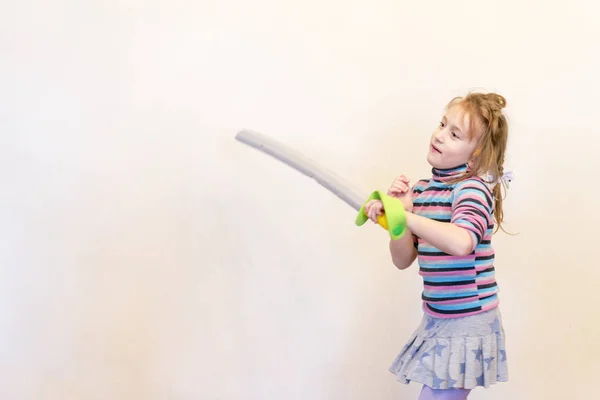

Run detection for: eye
[[452, 132, 460, 139], [439, 121, 446, 128]]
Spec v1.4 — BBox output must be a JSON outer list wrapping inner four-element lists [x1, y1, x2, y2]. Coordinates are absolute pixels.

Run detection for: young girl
[[365, 92, 510, 400]]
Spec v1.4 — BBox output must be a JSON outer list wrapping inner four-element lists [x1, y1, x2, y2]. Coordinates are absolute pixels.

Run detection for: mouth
[[431, 144, 442, 154]]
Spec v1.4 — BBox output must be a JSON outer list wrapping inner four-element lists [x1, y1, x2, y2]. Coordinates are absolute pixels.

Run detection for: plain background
[[2, 1, 599, 399]]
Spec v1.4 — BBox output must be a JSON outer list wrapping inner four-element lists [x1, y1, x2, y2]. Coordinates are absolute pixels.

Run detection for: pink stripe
[[413, 208, 450, 214], [423, 290, 476, 297], [457, 193, 487, 201], [454, 220, 480, 229], [482, 299, 500, 311], [430, 297, 478, 305], [420, 270, 474, 276], [415, 205, 452, 212], [419, 255, 473, 262]]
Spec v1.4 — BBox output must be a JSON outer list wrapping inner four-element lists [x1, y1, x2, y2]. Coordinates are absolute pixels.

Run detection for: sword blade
[[235, 130, 365, 211]]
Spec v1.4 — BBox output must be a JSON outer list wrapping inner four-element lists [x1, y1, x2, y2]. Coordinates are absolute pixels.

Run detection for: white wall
[[1, 1, 599, 399]]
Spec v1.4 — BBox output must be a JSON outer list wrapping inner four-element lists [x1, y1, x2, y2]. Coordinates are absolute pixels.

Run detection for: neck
[[431, 163, 469, 182]]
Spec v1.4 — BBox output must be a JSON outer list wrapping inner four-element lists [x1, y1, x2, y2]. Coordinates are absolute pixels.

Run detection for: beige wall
[[2, 1, 599, 399]]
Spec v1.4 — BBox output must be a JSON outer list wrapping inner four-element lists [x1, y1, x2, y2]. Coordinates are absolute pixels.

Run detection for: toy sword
[[234, 129, 407, 239]]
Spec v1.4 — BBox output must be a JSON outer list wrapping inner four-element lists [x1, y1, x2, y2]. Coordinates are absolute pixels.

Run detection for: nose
[[433, 128, 444, 143]]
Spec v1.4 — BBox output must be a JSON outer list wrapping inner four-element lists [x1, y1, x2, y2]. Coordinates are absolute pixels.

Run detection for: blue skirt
[[388, 307, 508, 390]]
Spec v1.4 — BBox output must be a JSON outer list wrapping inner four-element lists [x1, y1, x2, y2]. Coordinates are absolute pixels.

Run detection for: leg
[[418, 385, 471, 400]]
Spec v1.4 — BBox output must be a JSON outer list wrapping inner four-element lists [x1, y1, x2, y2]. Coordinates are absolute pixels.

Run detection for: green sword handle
[[355, 191, 407, 240]]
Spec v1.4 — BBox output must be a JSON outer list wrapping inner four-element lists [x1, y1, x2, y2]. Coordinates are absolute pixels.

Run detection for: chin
[[426, 154, 443, 168]]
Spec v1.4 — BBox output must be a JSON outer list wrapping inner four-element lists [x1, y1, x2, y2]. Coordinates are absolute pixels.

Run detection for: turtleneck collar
[[431, 163, 469, 183]]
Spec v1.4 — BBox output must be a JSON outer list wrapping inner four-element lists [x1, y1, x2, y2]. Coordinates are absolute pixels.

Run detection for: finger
[[368, 203, 382, 221], [391, 183, 409, 192], [365, 202, 375, 221], [368, 208, 376, 222], [398, 183, 410, 192], [366, 200, 377, 213], [390, 184, 409, 194], [369, 208, 377, 222], [402, 182, 410, 191], [397, 175, 410, 183], [374, 207, 383, 221], [393, 178, 410, 187], [394, 179, 410, 189]]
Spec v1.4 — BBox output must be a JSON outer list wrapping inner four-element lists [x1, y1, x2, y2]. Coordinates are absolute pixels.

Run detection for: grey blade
[[235, 130, 365, 211]]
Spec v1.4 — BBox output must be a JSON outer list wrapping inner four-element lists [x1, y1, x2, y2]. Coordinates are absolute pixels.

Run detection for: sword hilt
[[356, 192, 407, 240]]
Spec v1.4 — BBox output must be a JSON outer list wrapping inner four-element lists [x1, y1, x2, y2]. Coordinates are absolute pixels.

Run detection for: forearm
[[389, 229, 417, 269], [405, 212, 473, 256]]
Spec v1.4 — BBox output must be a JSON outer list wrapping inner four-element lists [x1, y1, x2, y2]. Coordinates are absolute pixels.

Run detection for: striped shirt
[[412, 164, 499, 318]]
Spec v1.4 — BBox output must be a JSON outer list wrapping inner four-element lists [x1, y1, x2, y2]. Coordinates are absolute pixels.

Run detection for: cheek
[[466, 142, 479, 157], [450, 145, 473, 161]]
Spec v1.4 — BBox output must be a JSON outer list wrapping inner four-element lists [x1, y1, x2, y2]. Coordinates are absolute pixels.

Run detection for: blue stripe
[[422, 291, 479, 299], [420, 261, 474, 268], [429, 300, 482, 311], [424, 275, 475, 283], [478, 286, 499, 295], [414, 195, 453, 202], [480, 294, 498, 305]]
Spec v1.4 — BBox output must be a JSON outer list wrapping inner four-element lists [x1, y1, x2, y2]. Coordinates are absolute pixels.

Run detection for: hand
[[387, 175, 410, 197], [364, 199, 384, 223], [387, 175, 413, 212]]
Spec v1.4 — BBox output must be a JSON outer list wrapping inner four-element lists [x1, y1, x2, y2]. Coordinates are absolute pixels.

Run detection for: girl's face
[[427, 104, 481, 169]]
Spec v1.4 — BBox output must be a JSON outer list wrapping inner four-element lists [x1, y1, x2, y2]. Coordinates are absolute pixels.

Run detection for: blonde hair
[[446, 91, 509, 233]]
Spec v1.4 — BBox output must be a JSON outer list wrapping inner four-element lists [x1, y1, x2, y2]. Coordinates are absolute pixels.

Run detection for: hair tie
[[483, 170, 514, 189], [501, 171, 513, 188]]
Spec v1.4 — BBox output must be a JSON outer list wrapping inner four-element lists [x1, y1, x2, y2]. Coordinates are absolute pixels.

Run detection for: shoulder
[[454, 176, 492, 193], [453, 177, 494, 208]]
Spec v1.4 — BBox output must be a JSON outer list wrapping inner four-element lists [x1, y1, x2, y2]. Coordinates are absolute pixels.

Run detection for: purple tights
[[418, 386, 471, 400]]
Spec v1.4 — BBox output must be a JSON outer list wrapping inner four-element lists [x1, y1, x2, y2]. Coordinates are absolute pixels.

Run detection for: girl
[[365, 92, 510, 400]]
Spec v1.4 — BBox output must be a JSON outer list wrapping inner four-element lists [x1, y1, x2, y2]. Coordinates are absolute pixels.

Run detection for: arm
[[405, 179, 493, 257], [389, 231, 417, 269], [386, 175, 419, 269], [404, 213, 472, 256]]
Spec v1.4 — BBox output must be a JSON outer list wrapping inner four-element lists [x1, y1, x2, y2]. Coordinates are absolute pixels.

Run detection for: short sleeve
[[451, 179, 494, 251]]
